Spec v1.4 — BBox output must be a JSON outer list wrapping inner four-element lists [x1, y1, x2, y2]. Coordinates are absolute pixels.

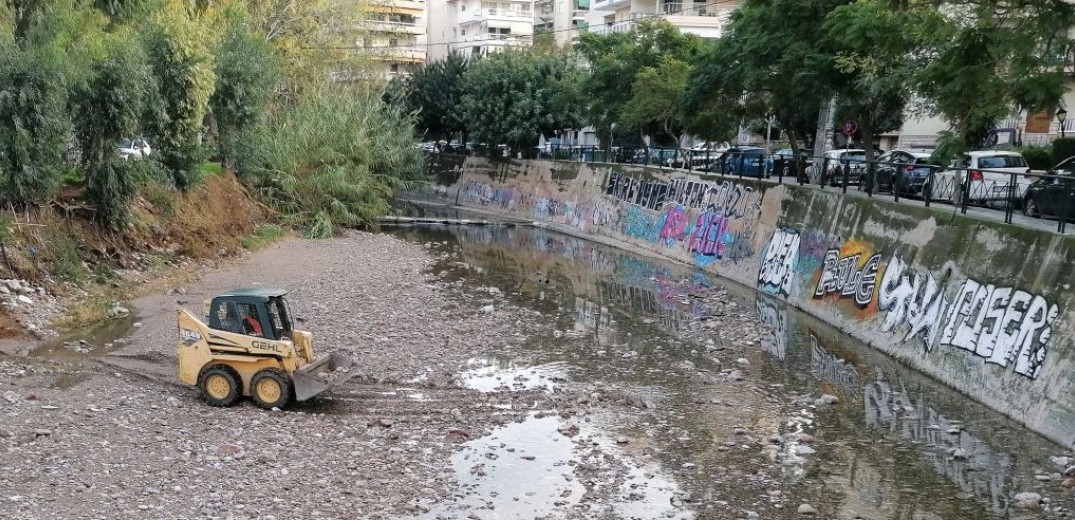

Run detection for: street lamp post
[[1057, 108, 1068, 138]]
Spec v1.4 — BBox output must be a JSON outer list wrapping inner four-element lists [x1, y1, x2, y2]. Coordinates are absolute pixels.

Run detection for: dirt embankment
[[0, 174, 275, 341]]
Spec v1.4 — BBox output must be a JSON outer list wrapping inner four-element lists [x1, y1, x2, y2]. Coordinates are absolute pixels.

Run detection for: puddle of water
[[387, 224, 1073, 520], [459, 356, 569, 393], [28, 314, 137, 362], [413, 414, 690, 520]]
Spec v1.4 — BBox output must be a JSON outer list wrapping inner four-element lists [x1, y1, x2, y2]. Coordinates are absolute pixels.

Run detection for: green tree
[[577, 19, 706, 146], [143, 6, 216, 190], [0, 46, 69, 206], [211, 22, 280, 172], [73, 46, 152, 228], [460, 49, 582, 152], [686, 0, 848, 155], [824, 0, 922, 164], [620, 56, 692, 147], [400, 51, 469, 145], [914, 0, 1075, 160], [246, 0, 371, 92]]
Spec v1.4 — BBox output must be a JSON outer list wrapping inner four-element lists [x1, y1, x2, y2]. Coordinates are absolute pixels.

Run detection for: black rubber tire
[[250, 369, 293, 410], [199, 365, 241, 407], [1023, 196, 1041, 218]]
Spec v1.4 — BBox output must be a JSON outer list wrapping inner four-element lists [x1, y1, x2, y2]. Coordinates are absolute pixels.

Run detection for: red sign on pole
[[842, 121, 859, 136]]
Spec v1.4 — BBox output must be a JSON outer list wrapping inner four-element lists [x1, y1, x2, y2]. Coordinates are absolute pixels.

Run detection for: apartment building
[[587, 0, 735, 38], [362, 0, 428, 78], [427, 0, 536, 61], [534, 0, 591, 46]]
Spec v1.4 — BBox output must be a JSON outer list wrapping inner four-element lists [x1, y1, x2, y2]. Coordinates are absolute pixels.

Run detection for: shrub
[[0, 48, 69, 206], [1017, 144, 1052, 170], [1051, 137, 1075, 166], [237, 88, 423, 237]]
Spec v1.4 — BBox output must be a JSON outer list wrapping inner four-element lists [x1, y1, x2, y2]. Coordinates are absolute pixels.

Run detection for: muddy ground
[[0, 231, 784, 520]]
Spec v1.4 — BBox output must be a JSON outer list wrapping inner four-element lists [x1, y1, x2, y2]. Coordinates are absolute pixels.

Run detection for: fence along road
[[515, 144, 1073, 236]]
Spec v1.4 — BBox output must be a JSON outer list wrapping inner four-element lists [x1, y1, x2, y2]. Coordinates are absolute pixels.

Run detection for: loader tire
[[199, 365, 241, 407], [251, 369, 293, 410]]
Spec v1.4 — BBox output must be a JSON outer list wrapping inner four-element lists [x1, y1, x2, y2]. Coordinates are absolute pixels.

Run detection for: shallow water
[[388, 217, 1073, 520]]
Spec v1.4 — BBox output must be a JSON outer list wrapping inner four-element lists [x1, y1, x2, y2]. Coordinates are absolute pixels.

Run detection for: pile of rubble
[[0, 279, 61, 338]]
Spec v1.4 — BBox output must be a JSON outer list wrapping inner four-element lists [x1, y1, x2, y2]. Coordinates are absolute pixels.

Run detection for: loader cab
[[207, 288, 295, 341]]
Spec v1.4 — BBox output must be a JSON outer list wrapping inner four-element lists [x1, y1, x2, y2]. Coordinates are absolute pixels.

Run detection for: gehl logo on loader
[[252, 340, 283, 353]]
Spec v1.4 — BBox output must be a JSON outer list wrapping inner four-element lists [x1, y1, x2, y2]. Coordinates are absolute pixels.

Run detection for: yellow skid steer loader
[[177, 288, 354, 409]]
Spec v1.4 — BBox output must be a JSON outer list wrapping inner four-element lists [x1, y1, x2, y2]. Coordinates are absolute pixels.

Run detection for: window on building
[[390, 64, 400, 74], [389, 38, 398, 47], [472, 46, 481, 56]]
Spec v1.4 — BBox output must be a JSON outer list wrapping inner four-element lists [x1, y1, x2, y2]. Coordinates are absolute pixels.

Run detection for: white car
[[925, 151, 1032, 204], [118, 138, 151, 160], [805, 148, 867, 185]]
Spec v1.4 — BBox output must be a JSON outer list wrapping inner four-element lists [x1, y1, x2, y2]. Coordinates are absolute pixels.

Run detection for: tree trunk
[[861, 117, 875, 193], [785, 124, 804, 180], [0, 239, 12, 277]]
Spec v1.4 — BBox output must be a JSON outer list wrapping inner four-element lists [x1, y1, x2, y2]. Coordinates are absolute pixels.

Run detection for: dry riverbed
[[0, 231, 784, 520]]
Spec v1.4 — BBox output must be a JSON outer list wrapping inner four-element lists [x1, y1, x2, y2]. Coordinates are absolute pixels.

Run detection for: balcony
[[588, 19, 633, 35], [367, 0, 425, 16], [592, 0, 630, 10], [367, 46, 426, 64], [631, 3, 733, 38], [458, 7, 534, 25], [369, 20, 425, 35]]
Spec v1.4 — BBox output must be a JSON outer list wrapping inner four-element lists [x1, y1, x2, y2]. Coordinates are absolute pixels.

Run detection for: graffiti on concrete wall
[[659, 204, 689, 246], [878, 255, 1059, 379], [601, 173, 765, 267], [605, 174, 669, 210], [461, 181, 518, 209], [604, 173, 763, 220], [688, 206, 729, 266], [757, 228, 801, 297], [813, 246, 882, 308]]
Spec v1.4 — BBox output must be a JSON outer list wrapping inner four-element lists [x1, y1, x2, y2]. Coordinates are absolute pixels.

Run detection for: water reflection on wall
[[758, 294, 1026, 517], [447, 225, 1041, 518], [452, 226, 713, 339], [864, 379, 1014, 515]]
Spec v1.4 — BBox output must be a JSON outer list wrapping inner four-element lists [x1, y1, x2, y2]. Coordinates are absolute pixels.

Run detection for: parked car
[[718, 146, 769, 178], [803, 149, 866, 185], [118, 137, 151, 160], [1023, 156, 1075, 220], [767, 148, 811, 178], [864, 149, 937, 196], [926, 151, 1031, 205]]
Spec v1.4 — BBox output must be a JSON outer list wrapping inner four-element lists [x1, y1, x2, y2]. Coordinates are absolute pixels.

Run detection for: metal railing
[[444, 144, 1073, 234]]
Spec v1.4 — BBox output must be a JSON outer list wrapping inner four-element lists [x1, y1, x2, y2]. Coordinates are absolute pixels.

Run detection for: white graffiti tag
[[757, 228, 800, 297], [814, 249, 882, 307], [878, 255, 1059, 379]]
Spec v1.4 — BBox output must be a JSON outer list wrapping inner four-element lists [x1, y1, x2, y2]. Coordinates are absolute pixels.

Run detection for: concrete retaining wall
[[424, 155, 1075, 448]]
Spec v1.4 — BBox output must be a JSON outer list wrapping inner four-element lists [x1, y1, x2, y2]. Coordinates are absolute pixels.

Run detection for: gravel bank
[[0, 231, 558, 519], [0, 229, 800, 520]]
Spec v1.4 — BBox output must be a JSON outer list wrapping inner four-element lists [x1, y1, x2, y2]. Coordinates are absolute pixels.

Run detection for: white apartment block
[[427, 0, 536, 61], [587, 0, 736, 38], [534, 0, 591, 46], [362, 0, 428, 78]]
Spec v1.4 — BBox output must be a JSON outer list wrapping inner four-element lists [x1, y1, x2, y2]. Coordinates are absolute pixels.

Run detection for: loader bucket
[[291, 352, 357, 402]]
